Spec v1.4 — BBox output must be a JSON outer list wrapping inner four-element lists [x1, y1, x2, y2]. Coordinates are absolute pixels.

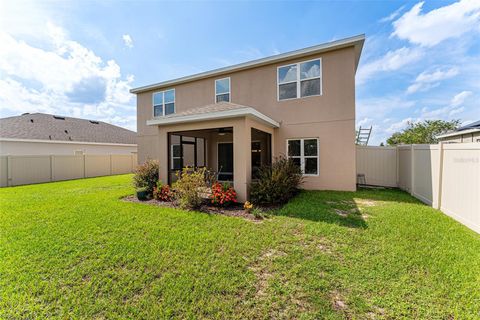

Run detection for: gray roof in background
[[457, 120, 480, 131], [0, 113, 136, 144]]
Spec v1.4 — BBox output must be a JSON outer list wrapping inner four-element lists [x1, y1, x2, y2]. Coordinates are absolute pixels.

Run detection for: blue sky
[[0, 0, 479, 144]]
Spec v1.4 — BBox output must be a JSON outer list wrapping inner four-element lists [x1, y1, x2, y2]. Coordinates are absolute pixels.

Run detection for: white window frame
[[277, 58, 322, 101], [215, 77, 231, 103], [152, 89, 175, 117], [286, 138, 319, 176]]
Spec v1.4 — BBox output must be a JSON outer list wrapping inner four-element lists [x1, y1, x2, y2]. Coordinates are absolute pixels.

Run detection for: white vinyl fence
[[357, 143, 480, 234], [0, 154, 138, 187]]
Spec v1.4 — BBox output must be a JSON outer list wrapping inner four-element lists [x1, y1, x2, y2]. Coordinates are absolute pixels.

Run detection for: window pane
[[279, 82, 297, 100], [165, 103, 175, 115], [278, 64, 297, 83], [153, 92, 163, 105], [216, 93, 230, 103], [172, 145, 181, 157], [290, 157, 301, 169], [300, 60, 320, 79], [164, 90, 175, 103], [215, 78, 230, 94], [304, 139, 317, 156], [300, 78, 321, 97], [305, 158, 318, 175], [154, 105, 163, 117], [288, 140, 300, 156], [172, 159, 181, 170]]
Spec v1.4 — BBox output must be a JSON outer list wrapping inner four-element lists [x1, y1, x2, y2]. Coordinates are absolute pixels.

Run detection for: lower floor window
[[287, 138, 319, 175]]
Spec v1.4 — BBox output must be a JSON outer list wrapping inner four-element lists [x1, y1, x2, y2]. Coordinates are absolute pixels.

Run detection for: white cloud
[[450, 90, 473, 107], [392, 0, 480, 47], [356, 47, 424, 84], [406, 67, 459, 94], [122, 34, 133, 48], [0, 23, 136, 131], [379, 5, 405, 23]]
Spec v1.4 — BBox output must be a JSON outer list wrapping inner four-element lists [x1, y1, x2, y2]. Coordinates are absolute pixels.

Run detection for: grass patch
[[1, 175, 479, 318]]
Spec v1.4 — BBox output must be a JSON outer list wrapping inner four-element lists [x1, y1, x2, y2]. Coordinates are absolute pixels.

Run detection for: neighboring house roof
[[0, 113, 136, 144], [436, 120, 480, 139], [131, 34, 365, 94], [146, 102, 280, 128], [457, 120, 480, 131]]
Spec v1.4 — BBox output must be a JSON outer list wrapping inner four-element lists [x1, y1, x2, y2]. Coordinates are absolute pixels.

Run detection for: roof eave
[[131, 34, 365, 94], [437, 128, 480, 139], [146, 107, 280, 128]]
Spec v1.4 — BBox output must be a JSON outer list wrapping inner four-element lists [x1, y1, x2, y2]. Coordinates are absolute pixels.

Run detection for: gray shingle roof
[[0, 113, 136, 144], [166, 102, 250, 118]]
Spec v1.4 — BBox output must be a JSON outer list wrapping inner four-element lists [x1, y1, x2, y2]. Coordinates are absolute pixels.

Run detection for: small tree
[[173, 167, 207, 210], [387, 119, 460, 145]]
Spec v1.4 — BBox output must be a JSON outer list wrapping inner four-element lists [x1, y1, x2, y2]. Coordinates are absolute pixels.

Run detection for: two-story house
[[131, 34, 365, 202]]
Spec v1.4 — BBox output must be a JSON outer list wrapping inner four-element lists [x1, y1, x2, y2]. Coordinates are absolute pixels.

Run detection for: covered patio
[[147, 102, 279, 202]]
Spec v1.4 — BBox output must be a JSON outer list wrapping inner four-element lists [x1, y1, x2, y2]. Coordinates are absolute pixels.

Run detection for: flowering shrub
[[173, 167, 207, 209], [243, 201, 253, 213], [133, 160, 159, 197], [210, 182, 237, 207], [153, 182, 173, 202]]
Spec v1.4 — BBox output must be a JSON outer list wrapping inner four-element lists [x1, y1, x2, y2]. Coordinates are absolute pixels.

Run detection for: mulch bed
[[121, 195, 267, 222]]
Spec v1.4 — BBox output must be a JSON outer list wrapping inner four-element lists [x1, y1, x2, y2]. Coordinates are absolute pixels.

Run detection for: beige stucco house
[[131, 35, 365, 202]]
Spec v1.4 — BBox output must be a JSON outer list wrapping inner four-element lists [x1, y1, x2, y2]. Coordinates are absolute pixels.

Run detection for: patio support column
[[233, 119, 251, 202], [158, 127, 169, 184]]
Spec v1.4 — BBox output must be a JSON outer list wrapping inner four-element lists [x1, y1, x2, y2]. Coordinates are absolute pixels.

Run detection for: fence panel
[[397, 146, 412, 192], [9, 155, 51, 186], [85, 155, 111, 178], [356, 146, 397, 187], [440, 143, 480, 233], [0, 156, 7, 187], [52, 155, 84, 181], [111, 155, 134, 175], [411, 145, 439, 206]]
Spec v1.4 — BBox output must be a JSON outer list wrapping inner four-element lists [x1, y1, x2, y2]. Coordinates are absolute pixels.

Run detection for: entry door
[[217, 143, 233, 181]]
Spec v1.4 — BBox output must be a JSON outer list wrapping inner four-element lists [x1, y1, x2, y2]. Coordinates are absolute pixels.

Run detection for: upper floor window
[[215, 77, 230, 103], [153, 89, 175, 117], [278, 59, 321, 101]]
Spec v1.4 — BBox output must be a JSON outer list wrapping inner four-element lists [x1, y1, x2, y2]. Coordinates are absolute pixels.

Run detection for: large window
[[215, 77, 230, 103], [278, 59, 321, 100], [153, 89, 175, 117], [287, 138, 319, 175]]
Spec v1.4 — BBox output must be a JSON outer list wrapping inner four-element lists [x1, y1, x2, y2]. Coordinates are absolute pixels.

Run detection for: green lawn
[[1, 175, 479, 319]]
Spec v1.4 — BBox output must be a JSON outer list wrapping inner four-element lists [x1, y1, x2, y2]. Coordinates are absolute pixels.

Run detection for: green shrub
[[173, 167, 207, 210], [133, 160, 159, 196], [249, 156, 303, 205], [251, 207, 267, 219]]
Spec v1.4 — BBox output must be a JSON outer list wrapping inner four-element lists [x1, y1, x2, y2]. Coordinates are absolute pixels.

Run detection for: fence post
[[396, 146, 399, 187], [7, 155, 12, 187], [83, 154, 86, 178], [50, 155, 54, 182], [436, 142, 444, 210], [410, 144, 415, 195]]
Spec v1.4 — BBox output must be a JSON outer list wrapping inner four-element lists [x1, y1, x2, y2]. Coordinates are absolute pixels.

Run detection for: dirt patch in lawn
[[121, 195, 266, 222]]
